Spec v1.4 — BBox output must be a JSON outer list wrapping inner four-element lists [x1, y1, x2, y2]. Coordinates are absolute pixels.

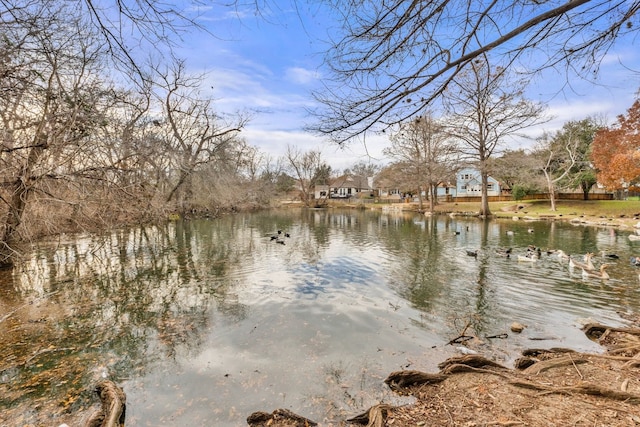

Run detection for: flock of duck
[[268, 229, 290, 245], [466, 242, 640, 281]]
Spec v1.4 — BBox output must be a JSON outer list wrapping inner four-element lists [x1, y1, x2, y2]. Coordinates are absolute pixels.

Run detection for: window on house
[[487, 183, 493, 190], [461, 185, 467, 190]]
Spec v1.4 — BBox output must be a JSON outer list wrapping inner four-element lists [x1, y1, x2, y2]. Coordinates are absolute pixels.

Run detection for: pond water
[[2, 208, 640, 426]]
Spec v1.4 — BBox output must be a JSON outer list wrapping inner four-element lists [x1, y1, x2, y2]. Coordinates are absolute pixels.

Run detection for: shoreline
[[318, 198, 640, 231]]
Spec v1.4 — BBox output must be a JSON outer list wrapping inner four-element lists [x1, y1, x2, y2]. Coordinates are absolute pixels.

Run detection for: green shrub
[[512, 185, 530, 201]]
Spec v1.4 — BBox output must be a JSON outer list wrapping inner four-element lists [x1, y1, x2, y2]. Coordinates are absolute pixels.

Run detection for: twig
[[569, 353, 584, 380], [25, 346, 75, 365]]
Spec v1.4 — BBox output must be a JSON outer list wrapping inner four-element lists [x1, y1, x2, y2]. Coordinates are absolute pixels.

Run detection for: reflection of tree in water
[[0, 220, 251, 424], [378, 215, 503, 339], [387, 215, 451, 312], [469, 219, 492, 335]]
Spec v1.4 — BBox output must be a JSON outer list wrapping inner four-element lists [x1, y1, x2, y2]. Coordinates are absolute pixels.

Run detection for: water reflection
[[1, 210, 640, 426]]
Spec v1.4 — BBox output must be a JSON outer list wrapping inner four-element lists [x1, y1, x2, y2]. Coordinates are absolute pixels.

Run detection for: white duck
[[554, 249, 570, 261], [517, 253, 539, 262]]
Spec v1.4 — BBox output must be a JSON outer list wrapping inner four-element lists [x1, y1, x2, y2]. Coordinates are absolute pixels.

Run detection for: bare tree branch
[[312, 0, 640, 143]]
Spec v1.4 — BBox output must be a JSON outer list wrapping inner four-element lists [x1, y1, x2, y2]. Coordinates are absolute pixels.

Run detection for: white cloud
[[242, 127, 388, 172], [285, 67, 320, 85]]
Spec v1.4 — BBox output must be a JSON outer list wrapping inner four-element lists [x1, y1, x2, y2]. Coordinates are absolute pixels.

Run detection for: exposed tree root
[[521, 347, 576, 357], [84, 380, 126, 427], [583, 323, 640, 339], [509, 380, 640, 404], [346, 404, 394, 426], [246, 408, 317, 427], [384, 356, 511, 393], [522, 355, 589, 376], [439, 363, 513, 379], [437, 354, 509, 371], [384, 370, 448, 391]]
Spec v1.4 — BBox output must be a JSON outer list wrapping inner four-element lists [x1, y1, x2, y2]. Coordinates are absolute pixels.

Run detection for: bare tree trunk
[[543, 169, 557, 211], [428, 184, 435, 212], [581, 181, 590, 200], [480, 171, 491, 217], [0, 139, 47, 267]]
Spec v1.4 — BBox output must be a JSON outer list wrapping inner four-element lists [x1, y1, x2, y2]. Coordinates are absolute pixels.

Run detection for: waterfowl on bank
[[581, 264, 610, 280], [466, 249, 478, 257]]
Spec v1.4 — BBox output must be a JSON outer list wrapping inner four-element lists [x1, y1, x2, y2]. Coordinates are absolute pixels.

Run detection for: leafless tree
[[385, 114, 458, 212], [312, 0, 639, 143], [153, 59, 248, 210], [492, 149, 545, 198], [0, 7, 130, 266], [442, 60, 546, 216], [0, 2, 273, 267], [283, 145, 330, 207], [342, 161, 381, 180], [533, 130, 581, 211]]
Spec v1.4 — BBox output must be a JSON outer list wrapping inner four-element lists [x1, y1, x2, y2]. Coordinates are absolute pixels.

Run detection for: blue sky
[[176, 3, 640, 172]]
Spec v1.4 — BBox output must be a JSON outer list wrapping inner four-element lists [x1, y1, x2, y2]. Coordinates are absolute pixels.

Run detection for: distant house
[[414, 182, 457, 200], [314, 184, 330, 200], [456, 167, 501, 197], [435, 182, 457, 199], [329, 174, 372, 199]]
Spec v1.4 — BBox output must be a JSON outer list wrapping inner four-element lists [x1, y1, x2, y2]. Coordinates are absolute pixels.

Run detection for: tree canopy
[[385, 114, 457, 212], [592, 99, 640, 190]]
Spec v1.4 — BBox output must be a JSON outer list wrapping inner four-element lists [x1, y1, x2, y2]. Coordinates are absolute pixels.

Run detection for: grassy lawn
[[430, 199, 640, 227]]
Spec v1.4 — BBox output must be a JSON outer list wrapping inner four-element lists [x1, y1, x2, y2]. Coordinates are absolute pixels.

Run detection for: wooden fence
[[453, 192, 614, 202], [331, 192, 615, 205]]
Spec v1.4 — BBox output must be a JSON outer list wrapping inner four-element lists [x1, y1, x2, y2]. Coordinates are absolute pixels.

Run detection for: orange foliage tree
[[591, 99, 640, 190]]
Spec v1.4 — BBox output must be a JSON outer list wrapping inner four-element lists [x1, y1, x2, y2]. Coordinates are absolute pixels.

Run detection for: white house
[[456, 167, 501, 197], [329, 174, 372, 199]]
